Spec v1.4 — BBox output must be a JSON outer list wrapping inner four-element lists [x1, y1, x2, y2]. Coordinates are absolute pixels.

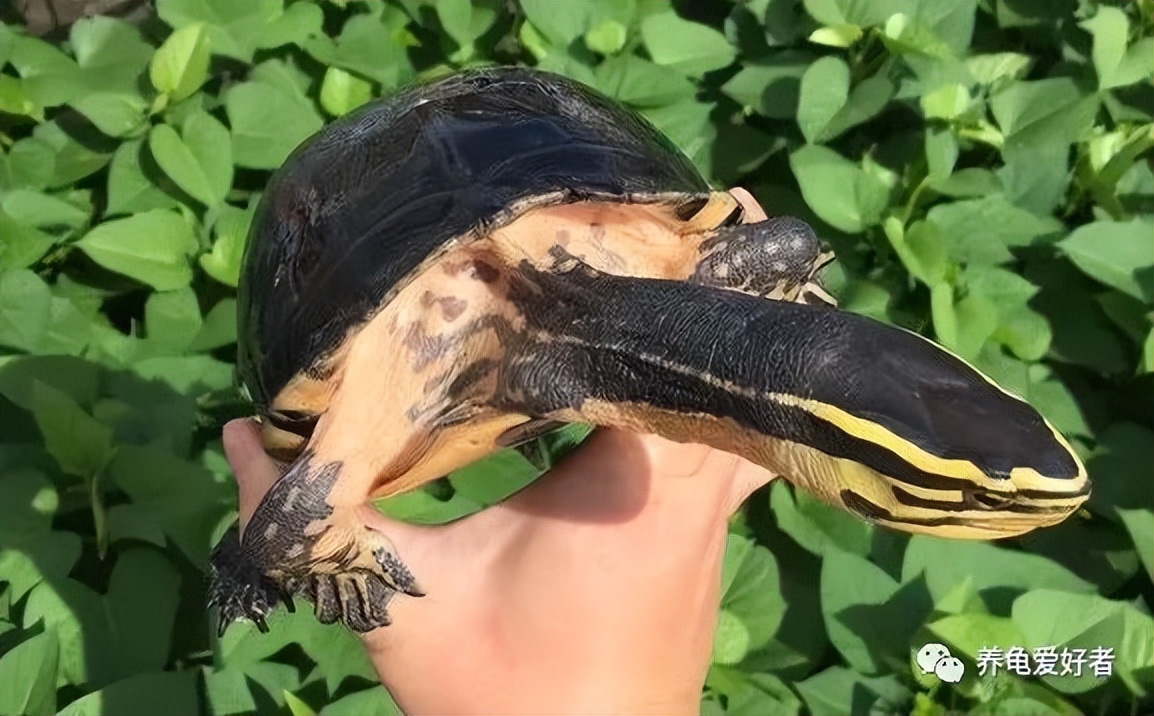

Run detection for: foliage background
[[0, 0, 1151, 714]]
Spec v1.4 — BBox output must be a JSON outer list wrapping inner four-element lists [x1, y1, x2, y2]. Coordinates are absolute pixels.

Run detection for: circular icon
[[916, 643, 951, 674], [935, 655, 965, 683]]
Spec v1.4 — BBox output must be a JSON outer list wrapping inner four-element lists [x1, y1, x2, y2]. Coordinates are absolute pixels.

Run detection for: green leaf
[[990, 78, 1100, 152], [594, 55, 696, 108], [149, 112, 232, 207], [77, 210, 199, 290], [34, 120, 114, 188], [219, 605, 376, 691], [820, 549, 900, 674], [1060, 220, 1154, 303], [448, 450, 541, 505], [376, 486, 484, 525], [0, 212, 57, 271], [31, 380, 114, 478], [69, 16, 154, 95], [884, 218, 948, 286], [1117, 508, 1154, 584], [714, 535, 784, 664], [189, 297, 238, 351], [967, 266, 1052, 360], [199, 203, 252, 287], [903, 537, 1094, 611], [808, 24, 862, 48], [105, 549, 182, 676], [0, 531, 83, 603], [302, 14, 414, 88], [318, 686, 403, 716], [1013, 590, 1154, 694], [150, 23, 211, 102], [107, 445, 229, 565], [705, 668, 801, 716], [929, 612, 1026, 660], [201, 668, 257, 716], [284, 690, 318, 716], [520, 0, 634, 50], [70, 92, 149, 138], [1080, 7, 1154, 90], [157, 0, 309, 63], [790, 144, 888, 233], [921, 82, 971, 120], [145, 288, 203, 353], [641, 11, 736, 77], [795, 666, 910, 716], [436, 0, 489, 51], [925, 194, 1061, 266], [585, 19, 628, 56], [319, 66, 374, 117], [642, 98, 716, 173], [57, 671, 198, 716], [225, 79, 324, 169], [0, 630, 59, 716], [1, 189, 88, 229], [721, 53, 811, 119], [966, 52, 1033, 85], [796, 56, 849, 143], [770, 482, 873, 557], [1087, 423, 1154, 517], [105, 140, 181, 216], [0, 74, 42, 119], [802, 0, 893, 29], [1, 137, 56, 191], [6, 36, 84, 107]]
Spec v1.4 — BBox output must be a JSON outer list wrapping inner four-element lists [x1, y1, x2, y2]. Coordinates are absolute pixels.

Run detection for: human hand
[[221, 189, 777, 716]]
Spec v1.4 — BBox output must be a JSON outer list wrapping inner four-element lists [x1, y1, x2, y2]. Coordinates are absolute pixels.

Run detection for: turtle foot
[[300, 524, 424, 633], [208, 452, 424, 634], [207, 525, 286, 636]]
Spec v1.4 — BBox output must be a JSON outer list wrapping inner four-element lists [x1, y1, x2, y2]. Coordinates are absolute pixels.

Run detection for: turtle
[[208, 66, 1089, 635]]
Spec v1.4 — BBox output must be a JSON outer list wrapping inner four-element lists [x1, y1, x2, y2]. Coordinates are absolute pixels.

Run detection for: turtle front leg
[[690, 216, 836, 305], [208, 451, 423, 635]]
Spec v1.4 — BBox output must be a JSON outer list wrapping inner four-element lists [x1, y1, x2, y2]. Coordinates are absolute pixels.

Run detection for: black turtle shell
[[237, 66, 712, 412]]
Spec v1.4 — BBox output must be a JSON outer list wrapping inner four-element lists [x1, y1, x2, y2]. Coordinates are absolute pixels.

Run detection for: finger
[[222, 418, 281, 529], [730, 187, 769, 223]]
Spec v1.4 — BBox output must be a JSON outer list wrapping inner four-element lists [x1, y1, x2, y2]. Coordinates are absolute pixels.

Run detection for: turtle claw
[[207, 453, 424, 634], [207, 525, 281, 637], [300, 528, 423, 633]]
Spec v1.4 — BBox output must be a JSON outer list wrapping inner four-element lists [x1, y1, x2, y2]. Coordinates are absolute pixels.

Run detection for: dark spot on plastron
[[556, 228, 571, 247], [472, 260, 500, 283], [439, 296, 467, 321]]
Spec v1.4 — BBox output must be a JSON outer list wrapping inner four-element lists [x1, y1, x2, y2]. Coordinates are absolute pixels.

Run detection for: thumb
[[222, 418, 282, 532]]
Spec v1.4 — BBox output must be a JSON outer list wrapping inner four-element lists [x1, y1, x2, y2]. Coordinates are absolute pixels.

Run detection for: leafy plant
[[0, 1, 1151, 714]]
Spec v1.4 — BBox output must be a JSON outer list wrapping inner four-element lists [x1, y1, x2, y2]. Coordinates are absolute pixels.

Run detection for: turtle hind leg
[[207, 525, 283, 636], [209, 451, 423, 635]]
